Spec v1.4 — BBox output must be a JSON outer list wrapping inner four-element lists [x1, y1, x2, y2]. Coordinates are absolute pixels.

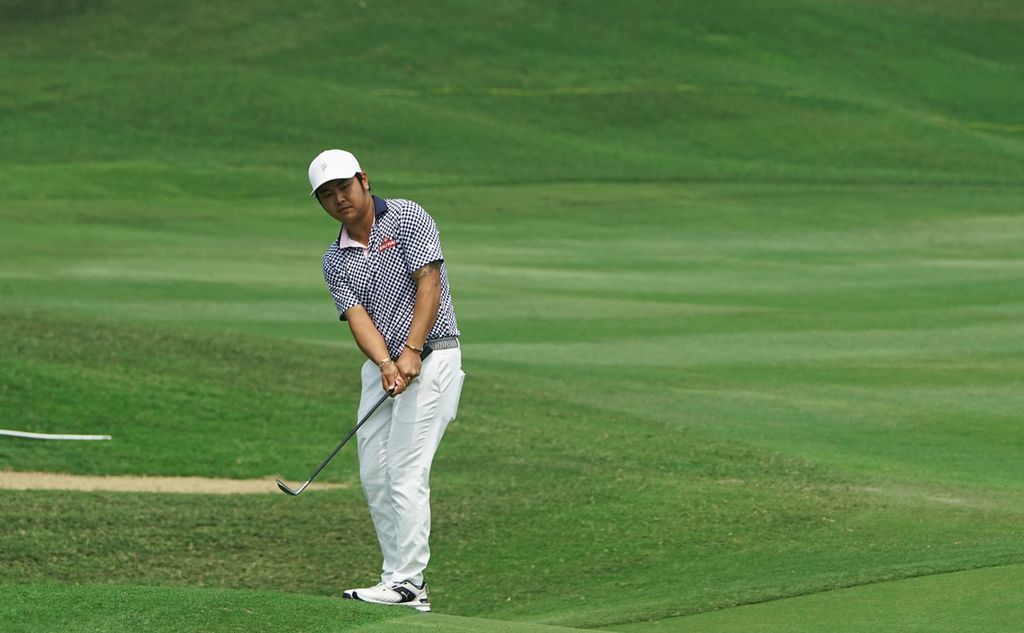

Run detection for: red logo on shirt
[[378, 238, 398, 252]]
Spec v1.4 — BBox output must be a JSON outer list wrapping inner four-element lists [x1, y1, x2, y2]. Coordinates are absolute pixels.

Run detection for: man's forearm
[[345, 305, 393, 364], [405, 264, 441, 350], [346, 304, 405, 393]]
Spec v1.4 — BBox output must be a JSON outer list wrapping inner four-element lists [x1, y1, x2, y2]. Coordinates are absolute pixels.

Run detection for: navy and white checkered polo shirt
[[322, 195, 460, 359]]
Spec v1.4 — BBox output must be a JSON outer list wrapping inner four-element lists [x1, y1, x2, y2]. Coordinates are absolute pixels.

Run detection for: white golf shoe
[[343, 580, 431, 612]]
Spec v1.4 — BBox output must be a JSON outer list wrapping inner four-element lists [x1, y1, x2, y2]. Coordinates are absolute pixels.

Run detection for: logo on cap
[[321, 163, 328, 171]]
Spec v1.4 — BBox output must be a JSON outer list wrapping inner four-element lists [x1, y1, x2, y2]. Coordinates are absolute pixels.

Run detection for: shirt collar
[[372, 195, 388, 219], [336, 196, 388, 248], [337, 225, 365, 249]]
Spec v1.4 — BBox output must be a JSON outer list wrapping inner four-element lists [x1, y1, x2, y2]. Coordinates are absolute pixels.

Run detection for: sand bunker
[[0, 471, 351, 494]]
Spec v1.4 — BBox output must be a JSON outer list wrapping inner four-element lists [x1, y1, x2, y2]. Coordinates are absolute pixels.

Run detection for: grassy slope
[[0, 583, 413, 633], [605, 564, 1024, 633], [0, 582, 589, 633], [2, 0, 1024, 630], [1, 0, 1023, 191]]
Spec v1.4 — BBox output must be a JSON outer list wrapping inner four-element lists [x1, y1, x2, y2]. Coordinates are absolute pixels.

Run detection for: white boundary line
[[0, 429, 112, 441]]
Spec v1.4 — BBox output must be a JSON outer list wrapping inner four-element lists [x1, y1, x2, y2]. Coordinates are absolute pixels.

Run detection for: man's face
[[315, 174, 371, 224]]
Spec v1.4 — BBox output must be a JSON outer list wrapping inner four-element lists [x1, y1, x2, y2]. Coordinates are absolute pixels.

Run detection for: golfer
[[308, 149, 465, 612]]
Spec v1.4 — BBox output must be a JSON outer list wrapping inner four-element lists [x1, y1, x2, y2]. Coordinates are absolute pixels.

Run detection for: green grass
[[0, 583, 413, 633], [0, 582, 590, 633], [1, 0, 1023, 631], [604, 564, 1024, 633]]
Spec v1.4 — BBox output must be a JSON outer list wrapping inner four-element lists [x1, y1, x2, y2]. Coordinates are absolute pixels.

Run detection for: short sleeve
[[396, 200, 444, 275], [323, 253, 360, 320]]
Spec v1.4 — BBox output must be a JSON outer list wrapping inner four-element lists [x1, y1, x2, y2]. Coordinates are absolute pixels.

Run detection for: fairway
[[2, 1, 1023, 631]]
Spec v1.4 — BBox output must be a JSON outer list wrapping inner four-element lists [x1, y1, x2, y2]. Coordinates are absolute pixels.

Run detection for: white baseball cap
[[308, 149, 362, 196]]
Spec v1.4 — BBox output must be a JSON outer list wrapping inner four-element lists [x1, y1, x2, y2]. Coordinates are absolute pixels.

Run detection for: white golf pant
[[356, 347, 464, 586]]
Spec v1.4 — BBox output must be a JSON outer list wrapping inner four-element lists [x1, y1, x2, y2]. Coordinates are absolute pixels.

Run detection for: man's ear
[[313, 189, 327, 211]]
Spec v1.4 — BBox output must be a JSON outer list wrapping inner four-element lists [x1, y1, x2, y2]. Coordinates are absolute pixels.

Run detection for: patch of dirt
[[0, 471, 351, 495]]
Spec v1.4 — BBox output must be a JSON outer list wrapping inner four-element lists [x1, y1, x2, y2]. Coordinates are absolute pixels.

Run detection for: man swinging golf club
[[309, 149, 465, 612]]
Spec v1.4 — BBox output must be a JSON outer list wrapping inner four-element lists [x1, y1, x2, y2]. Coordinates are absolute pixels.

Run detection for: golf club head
[[276, 479, 302, 496]]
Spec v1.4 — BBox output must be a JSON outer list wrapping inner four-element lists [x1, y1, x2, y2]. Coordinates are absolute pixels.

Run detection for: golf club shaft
[[279, 346, 433, 495], [298, 389, 390, 487]]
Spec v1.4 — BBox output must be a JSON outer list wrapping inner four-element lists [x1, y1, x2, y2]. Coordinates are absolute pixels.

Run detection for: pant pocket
[[440, 370, 466, 424]]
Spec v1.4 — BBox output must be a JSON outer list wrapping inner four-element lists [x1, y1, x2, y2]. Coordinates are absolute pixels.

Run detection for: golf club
[[276, 346, 432, 496]]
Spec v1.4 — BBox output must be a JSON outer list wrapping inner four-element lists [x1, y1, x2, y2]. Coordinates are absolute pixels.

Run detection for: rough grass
[[0, 582, 594, 633]]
